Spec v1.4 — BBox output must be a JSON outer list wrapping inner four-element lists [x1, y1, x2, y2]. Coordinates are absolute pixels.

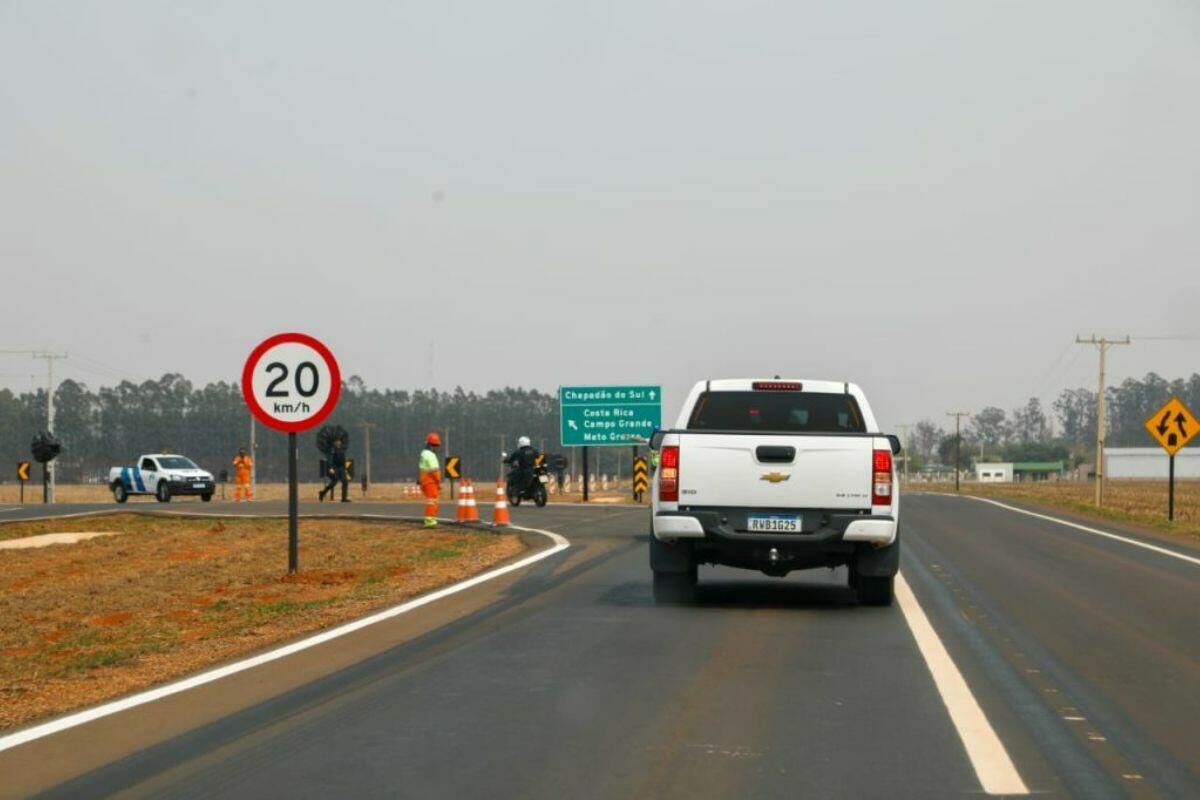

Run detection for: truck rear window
[[686, 391, 867, 433]]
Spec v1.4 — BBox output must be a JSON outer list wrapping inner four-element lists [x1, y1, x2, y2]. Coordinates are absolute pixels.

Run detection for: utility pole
[[1076, 335, 1130, 507], [946, 412, 969, 491], [1, 351, 68, 502], [896, 424, 913, 483]]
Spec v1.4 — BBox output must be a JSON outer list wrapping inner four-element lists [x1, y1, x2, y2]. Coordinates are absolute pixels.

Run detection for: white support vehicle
[[108, 454, 216, 504], [649, 379, 902, 605]]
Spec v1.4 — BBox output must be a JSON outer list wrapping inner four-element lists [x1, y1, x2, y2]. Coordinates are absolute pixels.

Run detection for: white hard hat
[[518, 436, 531, 448]]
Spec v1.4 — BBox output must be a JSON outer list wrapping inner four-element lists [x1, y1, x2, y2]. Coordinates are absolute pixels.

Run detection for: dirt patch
[[0, 514, 525, 731]]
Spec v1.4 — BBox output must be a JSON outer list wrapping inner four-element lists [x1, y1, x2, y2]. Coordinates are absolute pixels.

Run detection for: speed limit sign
[[242, 333, 341, 433], [241, 332, 341, 574]]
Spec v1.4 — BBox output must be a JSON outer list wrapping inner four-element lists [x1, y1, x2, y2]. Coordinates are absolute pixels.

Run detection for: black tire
[[156, 481, 172, 503], [201, 493, 213, 503], [112, 483, 128, 504], [508, 490, 521, 507], [652, 567, 698, 604], [858, 575, 894, 607], [533, 483, 548, 507]]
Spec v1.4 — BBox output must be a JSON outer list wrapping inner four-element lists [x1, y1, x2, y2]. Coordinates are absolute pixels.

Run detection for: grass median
[[0, 514, 525, 731], [909, 480, 1200, 540]]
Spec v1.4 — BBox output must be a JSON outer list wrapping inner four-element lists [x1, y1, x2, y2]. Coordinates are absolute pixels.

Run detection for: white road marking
[[896, 573, 1029, 796], [0, 507, 22, 514], [958, 495, 1200, 567], [0, 519, 569, 754]]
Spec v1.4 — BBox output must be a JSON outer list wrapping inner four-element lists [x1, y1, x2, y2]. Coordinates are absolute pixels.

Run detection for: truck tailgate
[[678, 434, 875, 510]]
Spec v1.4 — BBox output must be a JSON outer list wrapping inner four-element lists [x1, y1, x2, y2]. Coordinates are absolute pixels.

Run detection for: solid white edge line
[[956, 495, 1200, 568], [0, 518, 569, 754], [895, 573, 1029, 796]]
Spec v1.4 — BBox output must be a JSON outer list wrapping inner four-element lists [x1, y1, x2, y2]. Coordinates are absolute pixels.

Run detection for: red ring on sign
[[241, 332, 342, 433]]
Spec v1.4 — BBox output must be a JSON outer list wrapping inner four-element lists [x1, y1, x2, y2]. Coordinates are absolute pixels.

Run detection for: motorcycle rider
[[503, 436, 540, 494]]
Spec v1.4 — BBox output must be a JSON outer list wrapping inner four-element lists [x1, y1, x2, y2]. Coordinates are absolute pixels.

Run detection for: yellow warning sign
[[632, 457, 649, 501], [17, 461, 30, 482], [1144, 397, 1199, 457], [445, 456, 461, 480]]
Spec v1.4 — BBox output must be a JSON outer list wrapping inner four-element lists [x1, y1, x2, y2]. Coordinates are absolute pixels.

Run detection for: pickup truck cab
[[109, 454, 216, 504], [649, 379, 901, 606]]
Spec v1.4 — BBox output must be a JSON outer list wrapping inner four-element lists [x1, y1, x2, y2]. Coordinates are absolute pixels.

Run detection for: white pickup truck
[[649, 379, 901, 606], [109, 454, 216, 503]]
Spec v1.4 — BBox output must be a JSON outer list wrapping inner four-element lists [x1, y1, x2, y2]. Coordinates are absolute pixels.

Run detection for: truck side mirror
[[886, 434, 903, 456]]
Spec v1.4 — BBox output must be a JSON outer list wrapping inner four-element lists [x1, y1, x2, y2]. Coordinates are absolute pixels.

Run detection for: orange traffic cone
[[455, 486, 469, 522], [491, 481, 511, 527], [464, 480, 480, 522]]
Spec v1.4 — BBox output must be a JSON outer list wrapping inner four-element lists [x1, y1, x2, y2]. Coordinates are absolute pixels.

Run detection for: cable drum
[[316, 425, 349, 454], [31, 431, 62, 464]]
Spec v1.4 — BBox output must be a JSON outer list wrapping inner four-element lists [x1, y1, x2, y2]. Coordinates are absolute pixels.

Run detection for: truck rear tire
[[857, 575, 894, 607], [653, 567, 698, 604], [112, 483, 128, 504]]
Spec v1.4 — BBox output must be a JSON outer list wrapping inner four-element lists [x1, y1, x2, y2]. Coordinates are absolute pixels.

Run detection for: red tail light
[[659, 445, 679, 502], [752, 381, 803, 391], [872, 448, 893, 506]]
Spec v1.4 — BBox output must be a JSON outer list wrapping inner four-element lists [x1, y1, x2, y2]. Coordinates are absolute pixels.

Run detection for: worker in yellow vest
[[419, 433, 443, 527]]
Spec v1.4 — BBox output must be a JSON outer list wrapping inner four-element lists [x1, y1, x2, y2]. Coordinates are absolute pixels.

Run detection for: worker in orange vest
[[233, 448, 253, 501], [419, 432, 442, 526]]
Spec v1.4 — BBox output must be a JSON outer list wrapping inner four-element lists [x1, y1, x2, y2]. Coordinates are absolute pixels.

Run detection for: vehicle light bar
[[752, 381, 803, 391]]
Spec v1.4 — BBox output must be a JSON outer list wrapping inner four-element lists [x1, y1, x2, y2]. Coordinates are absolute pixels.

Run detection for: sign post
[[560, 385, 661, 503], [445, 456, 461, 499], [1143, 396, 1198, 522], [242, 333, 341, 573], [632, 456, 649, 503], [16, 461, 30, 504]]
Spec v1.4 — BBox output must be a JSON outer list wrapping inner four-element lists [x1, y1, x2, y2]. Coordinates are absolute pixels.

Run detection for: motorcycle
[[505, 460, 550, 508]]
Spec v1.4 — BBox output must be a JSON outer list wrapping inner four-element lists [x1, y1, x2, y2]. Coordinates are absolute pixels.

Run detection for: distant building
[[1105, 448, 1200, 479], [976, 463, 1013, 482], [1013, 461, 1066, 481]]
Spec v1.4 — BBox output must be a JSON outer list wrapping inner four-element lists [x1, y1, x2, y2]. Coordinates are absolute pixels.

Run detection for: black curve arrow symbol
[[1156, 410, 1170, 436], [1176, 412, 1188, 437]]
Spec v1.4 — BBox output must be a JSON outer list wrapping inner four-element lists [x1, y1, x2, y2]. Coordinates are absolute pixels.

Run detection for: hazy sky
[[3, 0, 1199, 431]]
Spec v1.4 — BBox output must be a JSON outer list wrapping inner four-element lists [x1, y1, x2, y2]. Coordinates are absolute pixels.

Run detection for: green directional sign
[[560, 385, 662, 447]]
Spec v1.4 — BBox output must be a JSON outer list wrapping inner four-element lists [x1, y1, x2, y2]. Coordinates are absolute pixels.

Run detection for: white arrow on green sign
[[560, 385, 662, 447]]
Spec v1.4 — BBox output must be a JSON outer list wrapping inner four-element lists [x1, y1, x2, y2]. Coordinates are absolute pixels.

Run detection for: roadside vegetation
[[0, 515, 524, 730], [911, 480, 1200, 540]]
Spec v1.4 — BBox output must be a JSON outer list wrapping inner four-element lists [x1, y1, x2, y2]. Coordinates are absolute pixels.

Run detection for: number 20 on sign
[[242, 333, 341, 433]]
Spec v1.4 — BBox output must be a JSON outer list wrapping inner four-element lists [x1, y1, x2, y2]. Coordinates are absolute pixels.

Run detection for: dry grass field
[[0, 481, 641, 505], [909, 479, 1200, 540], [0, 514, 525, 730]]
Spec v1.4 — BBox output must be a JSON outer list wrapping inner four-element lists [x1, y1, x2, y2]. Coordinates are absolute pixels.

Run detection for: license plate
[[192, 483, 206, 489], [538, 475, 549, 483], [748, 515, 799, 532]]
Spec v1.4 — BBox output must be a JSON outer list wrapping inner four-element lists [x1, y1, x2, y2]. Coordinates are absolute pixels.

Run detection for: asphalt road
[[1, 494, 1198, 798]]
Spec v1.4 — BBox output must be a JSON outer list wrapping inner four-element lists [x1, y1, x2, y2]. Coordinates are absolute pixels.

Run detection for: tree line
[[2, 371, 1195, 483], [0, 375, 632, 484], [907, 372, 1200, 470]]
